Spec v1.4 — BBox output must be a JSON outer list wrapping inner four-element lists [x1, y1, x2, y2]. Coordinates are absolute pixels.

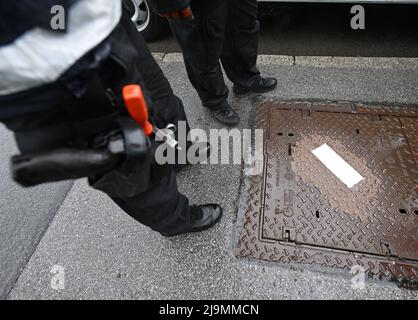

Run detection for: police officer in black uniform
[[149, 0, 278, 126], [0, 0, 222, 237]]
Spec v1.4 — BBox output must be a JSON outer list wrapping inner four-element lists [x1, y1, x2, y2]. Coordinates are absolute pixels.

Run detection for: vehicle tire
[[129, 0, 167, 42]]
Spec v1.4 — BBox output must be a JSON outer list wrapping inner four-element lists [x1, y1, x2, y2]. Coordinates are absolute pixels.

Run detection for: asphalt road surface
[[148, 3, 418, 57]]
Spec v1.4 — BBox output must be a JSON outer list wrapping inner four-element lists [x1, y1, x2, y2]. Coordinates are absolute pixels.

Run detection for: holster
[[88, 117, 152, 198], [11, 117, 152, 199]]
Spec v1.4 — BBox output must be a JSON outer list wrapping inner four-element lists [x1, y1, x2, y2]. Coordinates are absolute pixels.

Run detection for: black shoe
[[161, 204, 223, 237], [210, 104, 240, 126], [174, 142, 211, 173], [233, 77, 278, 97]]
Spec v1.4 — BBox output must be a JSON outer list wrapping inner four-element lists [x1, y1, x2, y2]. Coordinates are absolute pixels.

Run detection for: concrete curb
[[257, 54, 294, 66], [152, 52, 418, 69], [295, 56, 418, 69]]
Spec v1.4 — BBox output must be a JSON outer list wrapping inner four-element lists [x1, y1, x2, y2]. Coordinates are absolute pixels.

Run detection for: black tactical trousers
[[170, 0, 261, 110], [1, 10, 192, 235]]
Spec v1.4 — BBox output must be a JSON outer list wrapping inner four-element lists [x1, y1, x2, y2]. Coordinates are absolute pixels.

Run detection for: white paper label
[[312, 144, 364, 189]]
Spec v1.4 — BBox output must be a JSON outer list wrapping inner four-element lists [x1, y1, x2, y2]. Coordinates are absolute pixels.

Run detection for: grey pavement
[[5, 58, 418, 300], [0, 125, 72, 299]]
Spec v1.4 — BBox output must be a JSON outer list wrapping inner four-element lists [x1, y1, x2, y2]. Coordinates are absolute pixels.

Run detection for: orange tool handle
[[122, 85, 154, 136]]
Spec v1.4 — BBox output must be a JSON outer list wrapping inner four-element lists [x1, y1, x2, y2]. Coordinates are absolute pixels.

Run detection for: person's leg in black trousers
[[169, 1, 241, 125], [168, 0, 277, 126], [223, 0, 277, 96], [220, 0, 261, 89]]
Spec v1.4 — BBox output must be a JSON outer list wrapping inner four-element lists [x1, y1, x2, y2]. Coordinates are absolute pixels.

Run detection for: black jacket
[[147, 0, 190, 14]]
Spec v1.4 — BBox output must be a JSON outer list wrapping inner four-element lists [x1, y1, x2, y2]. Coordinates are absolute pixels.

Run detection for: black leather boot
[[233, 77, 278, 97], [210, 103, 240, 126], [161, 204, 223, 237]]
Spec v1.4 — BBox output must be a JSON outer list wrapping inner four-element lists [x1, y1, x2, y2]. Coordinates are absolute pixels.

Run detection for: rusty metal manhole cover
[[236, 101, 418, 287]]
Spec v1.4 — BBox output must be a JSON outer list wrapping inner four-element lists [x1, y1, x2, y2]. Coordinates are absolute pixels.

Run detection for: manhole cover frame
[[235, 100, 418, 288]]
